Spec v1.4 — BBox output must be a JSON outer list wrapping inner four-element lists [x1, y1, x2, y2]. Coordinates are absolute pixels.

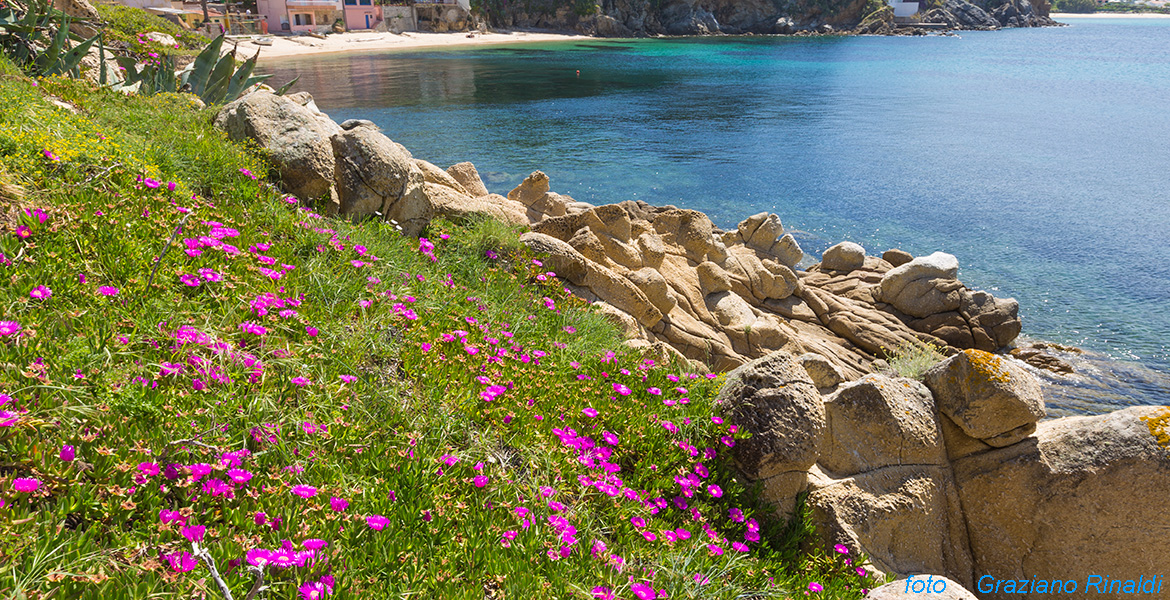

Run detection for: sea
[[258, 17, 1170, 416]]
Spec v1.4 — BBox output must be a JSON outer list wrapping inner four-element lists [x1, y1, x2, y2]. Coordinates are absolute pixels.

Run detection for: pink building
[[342, 0, 380, 30], [257, 0, 344, 33]]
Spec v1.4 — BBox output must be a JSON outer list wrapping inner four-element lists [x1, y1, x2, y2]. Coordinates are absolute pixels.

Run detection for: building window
[[359, 0, 371, 5], [294, 13, 313, 25], [344, 0, 357, 5]]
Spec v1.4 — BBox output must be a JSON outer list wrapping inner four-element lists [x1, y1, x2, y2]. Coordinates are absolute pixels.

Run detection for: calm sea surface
[[259, 19, 1170, 415]]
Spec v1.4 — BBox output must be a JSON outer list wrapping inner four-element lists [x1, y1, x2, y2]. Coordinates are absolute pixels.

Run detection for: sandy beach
[[243, 30, 592, 61], [1052, 11, 1170, 18]]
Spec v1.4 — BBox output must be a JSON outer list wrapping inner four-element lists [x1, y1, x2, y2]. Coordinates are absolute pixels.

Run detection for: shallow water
[[259, 19, 1170, 414]]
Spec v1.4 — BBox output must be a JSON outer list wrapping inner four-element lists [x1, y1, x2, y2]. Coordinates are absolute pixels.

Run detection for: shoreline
[[246, 30, 591, 61], [1053, 11, 1170, 18]]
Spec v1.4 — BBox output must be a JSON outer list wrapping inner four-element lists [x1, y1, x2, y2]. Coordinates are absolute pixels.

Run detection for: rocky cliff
[[482, 0, 1054, 36]]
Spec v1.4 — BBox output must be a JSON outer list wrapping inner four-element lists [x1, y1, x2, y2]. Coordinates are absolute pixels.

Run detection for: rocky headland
[[214, 88, 1170, 598], [483, 0, 1058, 37]]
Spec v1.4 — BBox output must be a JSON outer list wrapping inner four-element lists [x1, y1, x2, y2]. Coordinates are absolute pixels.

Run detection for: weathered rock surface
[[924, 349, 1045, 443], [716, 352, 825, 480], [446, 161, 491, 197], [215, 90, 341, 211], [952, 406, 1170, 600], [821, 241, 866, 272], [331, 123, 432, 236]]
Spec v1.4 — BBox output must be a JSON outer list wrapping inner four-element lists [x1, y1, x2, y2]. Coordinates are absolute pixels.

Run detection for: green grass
[[0, 62, 880, 599], [93, 3, 207, 58], [881, 342, 946, 381]]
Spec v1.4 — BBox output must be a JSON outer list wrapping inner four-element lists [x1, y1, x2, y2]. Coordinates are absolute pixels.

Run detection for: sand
[[242, 30, 593, 61]]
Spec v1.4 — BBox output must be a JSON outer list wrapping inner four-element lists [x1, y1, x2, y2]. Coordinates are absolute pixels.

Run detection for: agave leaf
[[201, 50, 238, 105], [223, 49, 260, 102], [56, 33, 99, 77], [115, 56, 142, 85], [98, 31, 106, 86], [275, 75, 299, 96], [186, 34, 225, 94], [35, 15, 69, 72]]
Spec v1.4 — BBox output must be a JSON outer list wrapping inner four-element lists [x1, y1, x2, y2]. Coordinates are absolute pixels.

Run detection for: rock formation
[[719, 348, 1170, 598]]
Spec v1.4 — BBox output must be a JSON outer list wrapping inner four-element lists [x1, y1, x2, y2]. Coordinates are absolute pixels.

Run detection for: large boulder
[[330, 123, 432, 236], [820, 374, 946, 476], [821, 241, 866, 272], [446, 161, 491, 197], [879, 252, 959, 303], [807, 464, 973, 588], [215, 90, 341, 211], [952, 406, 1170, 600], [507, 171, 570, 221], [716, 351, 825, 480], [959, 289, 1021, 351], [923, 349, 1045, 446]]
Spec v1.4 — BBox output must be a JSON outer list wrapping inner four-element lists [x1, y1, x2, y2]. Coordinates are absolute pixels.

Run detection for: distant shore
[[247, 30, 590, 61], [1052, 12, 1170, 18]]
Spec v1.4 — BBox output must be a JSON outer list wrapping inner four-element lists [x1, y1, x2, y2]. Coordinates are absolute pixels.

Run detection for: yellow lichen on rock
[[1139, 408, 1170, 448], [961, 349, 1011, 385]]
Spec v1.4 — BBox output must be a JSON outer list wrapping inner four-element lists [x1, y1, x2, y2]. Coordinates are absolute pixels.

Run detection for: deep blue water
[[259, 19, 1170, 414]]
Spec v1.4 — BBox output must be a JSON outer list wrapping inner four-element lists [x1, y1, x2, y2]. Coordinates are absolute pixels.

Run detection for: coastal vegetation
[[0, 53, 879, 599], [91, 3, 206, 57]]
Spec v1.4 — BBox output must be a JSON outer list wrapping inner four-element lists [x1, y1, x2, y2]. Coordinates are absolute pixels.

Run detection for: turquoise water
[[259, 19, 1170, 413]]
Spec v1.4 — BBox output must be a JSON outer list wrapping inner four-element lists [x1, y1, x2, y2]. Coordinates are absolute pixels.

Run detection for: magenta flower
[[240, 322, 267, 336], [138, 462, 160, 476], [29, 285, 52, 300], [246, 548, 273, 567], [707, 544, 724, 556], [291, 376, 311, 387], [43, 149, 60, 161], [180, 274, 201, 287], [631, 583, 656, 600], [59, 445, 75, 462], [330, 496, 349, 512], [834, 543, 849, 554], [199, 268, 222, 282], [612, 383, 631, 396], [809, 582, 823, 593], [630, 516, 646, 529], [366, 514, 390, 530], [98, 286, 119, 296], [707, 484, 723, 498], [167, 181, 177, 192], [13, 478, 39, 493], [163, 551, 198, 573], [291, 484, 317, 498], [473, 475, 488, 488], [302, 538, 328, 550], [227, 468, 253, 484], [732, 542, 749, 552], [299, 581, 330, 600], [181, 524, 206, 542], [160, 509, 185, 525], [592, 586, 615, 600], [582, 407, 599, 418], [306, 325, 319, 337], [0, 321, 21, 337]]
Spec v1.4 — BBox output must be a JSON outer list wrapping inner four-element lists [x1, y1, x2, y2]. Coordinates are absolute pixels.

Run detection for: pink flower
[[291, 377, 311, 387], [582, 407, 599, 418], [834, 543, 849, 554], [160, 509, 185, 525], [59, 445, 75, 462], [180, 274, 201, 287], [199, 268, 222, 282], [181, 524, 206, 542], [163, 551, 198, 573], [0, 321, 21, 337], [473, 475, 488, 488], [13, 478, 39, 493], [732, 542, 749, 552], [707, 544, 724, 556], [306, 325, 319, 337], [138, 462, 160, 476], [292, 485, 318, 498], [240, 322, 267, 336], [630, 516, 646, 529], [227, 469, 253, 484], [43, 149, 60, 161], [29, 285, 52, 300], [330, 497, 349, 512], [631, 582, 656, 600], [612, 383, 631, 396], [366, 514, 390, 530], [98, 286, 119, 296], [592, 586, 615, 600], [808, 582, 823, 593], [302, 538, 328, 550], [707, 485, 723, 498]]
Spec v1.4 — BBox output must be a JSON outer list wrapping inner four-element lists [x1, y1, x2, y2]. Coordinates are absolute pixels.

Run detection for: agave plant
[[111, 34, 296, 105], [0, 0, 100, 78]]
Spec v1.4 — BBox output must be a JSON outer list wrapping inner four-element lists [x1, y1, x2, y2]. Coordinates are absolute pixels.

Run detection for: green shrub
[[881, 342, 947, 380], [93, 3, 206, 56]]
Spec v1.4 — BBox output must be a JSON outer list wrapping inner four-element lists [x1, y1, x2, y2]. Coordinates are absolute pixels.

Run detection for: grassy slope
[[0, 63, 878, 599], [93, 4, 208, 58]]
